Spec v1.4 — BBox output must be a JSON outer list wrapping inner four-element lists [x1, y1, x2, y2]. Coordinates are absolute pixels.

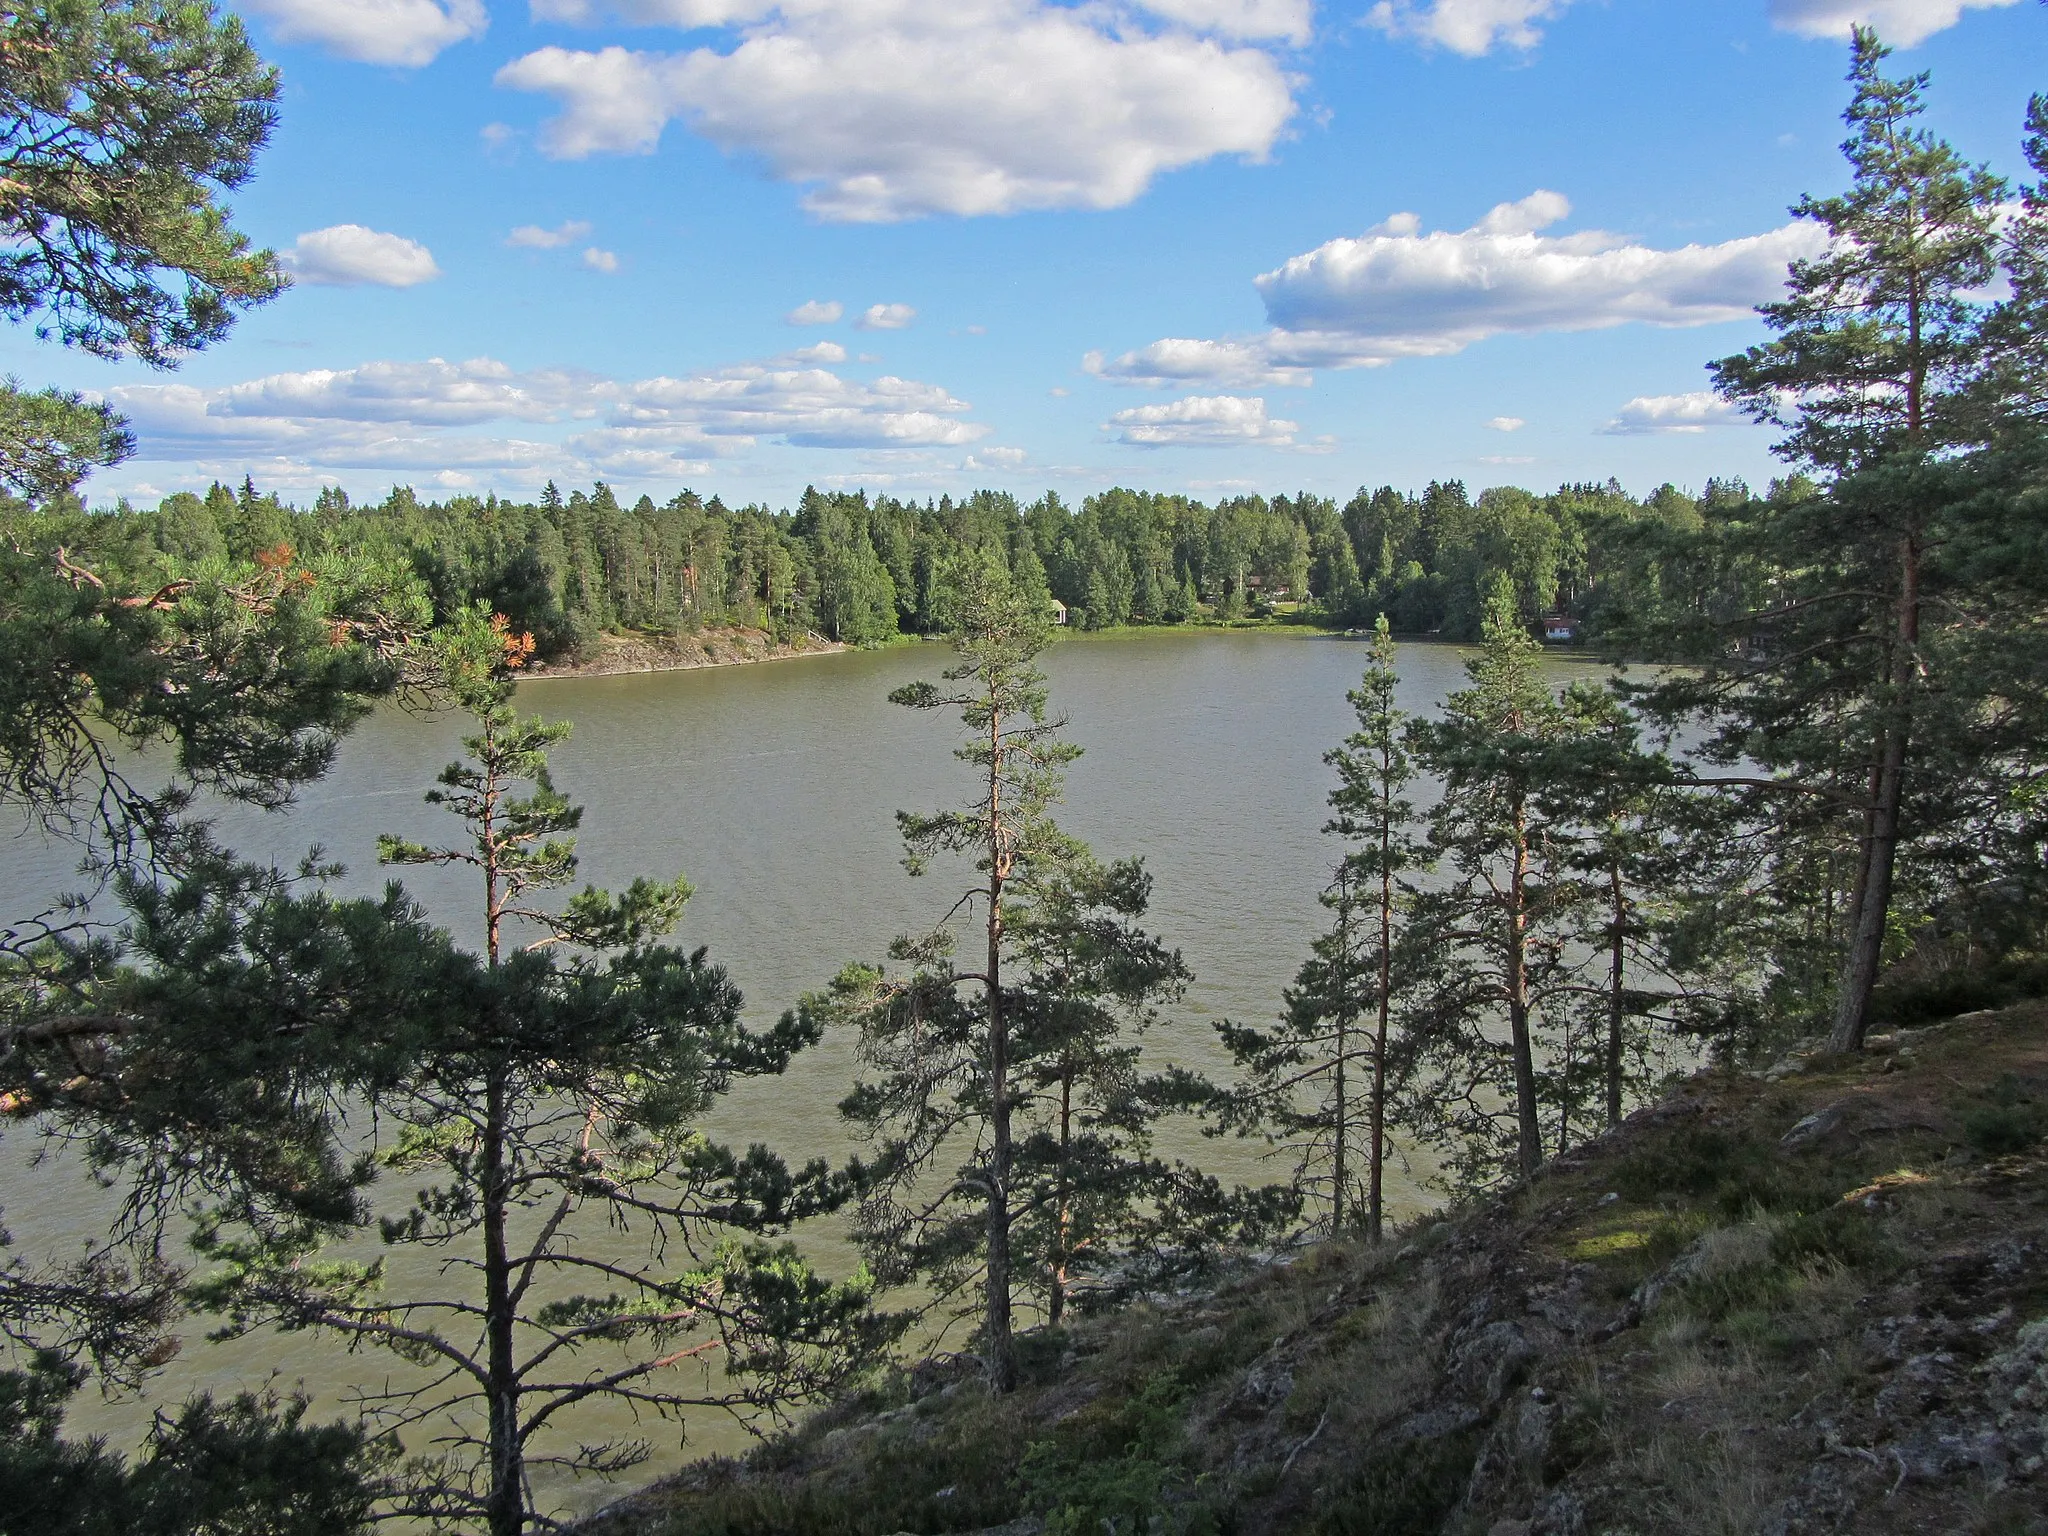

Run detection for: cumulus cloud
[[495, 0, 1297, 221], [1600, 391, 1748, 435], [1366, 0, 1572, 54], [1085, 337, 1312, 388], [1104, 394, 1298, 447], [282, 225, 442, 287], [787, 299, 844, 324], [582, 246, 622, 272], [507, 219, 594, 248], [1768, 0, 2020, 45], [1090, 192, 1824, 385], [106, 348, 989, 483], [856, 302, 917, 331], [1485, 415, 1526, 431], [964, 445, 1030, 470], [239, 0, 486, 66], [1134, 0, 1314, 43]]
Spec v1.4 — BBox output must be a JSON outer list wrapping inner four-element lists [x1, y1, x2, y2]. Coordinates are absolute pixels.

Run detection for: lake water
[[0, 628, 1600, 1513]]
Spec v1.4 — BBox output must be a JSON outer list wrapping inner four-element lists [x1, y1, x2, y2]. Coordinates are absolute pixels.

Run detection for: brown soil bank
[[581, 999, 2048, 1536], [525, 628, 843, 679]]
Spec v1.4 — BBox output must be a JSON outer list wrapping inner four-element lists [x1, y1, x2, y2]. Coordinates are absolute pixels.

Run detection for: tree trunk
[[1606, 859, 1625, 1132], [1049, 1074, 1071, 1328], [1829, 530, 1919, 1054], [1368, 840, 1391, 1244], [482, 1066, 523, 1536], [983, 713, 1017, 1394], [1330, 879, 1349, 1237], [1507, 790, 1542, 1179]]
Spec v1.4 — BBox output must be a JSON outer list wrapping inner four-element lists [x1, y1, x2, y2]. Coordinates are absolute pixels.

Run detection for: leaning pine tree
[[205, 606, 888, 1536], [1638, 28, 2010, 1052], [1209, 616, 1425, 1241]]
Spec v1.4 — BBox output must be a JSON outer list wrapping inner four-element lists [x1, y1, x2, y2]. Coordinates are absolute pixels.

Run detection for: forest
[[74, 470, 1759, 657], [3, 5, 2047, 1535]]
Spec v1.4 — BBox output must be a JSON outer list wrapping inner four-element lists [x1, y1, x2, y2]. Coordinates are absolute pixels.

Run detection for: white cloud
[[507, 220, 594, 248], [856, 302, 917, 331], [496, 0, 1297, 221], [963, 445, 1029, 470], [1085, 336, 1312, 387], [282, 225, 442, 287], [1600, 391, 1748, 435], [105, 347, 990, 485], [1105, 394, 1298, 447], [582, 246, 622, 272], [1366, 0, 1572, 55], [1485, 415, 1526, 431], [1479, 454, 1536, 465], [1768, 0, 2021, 46], [1092, 192, 1825, 385], [1255, 191, 1820, 346], [1134, 0, 1313, 43], [787, 298, 844, 324], [239, 0, 486, 66]]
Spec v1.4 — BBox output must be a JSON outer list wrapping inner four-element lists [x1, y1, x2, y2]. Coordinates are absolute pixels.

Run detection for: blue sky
[[12, 0, 2044, 509]]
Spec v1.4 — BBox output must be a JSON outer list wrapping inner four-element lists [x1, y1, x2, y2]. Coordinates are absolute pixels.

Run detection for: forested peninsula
[[78, 471, 1756, 662]]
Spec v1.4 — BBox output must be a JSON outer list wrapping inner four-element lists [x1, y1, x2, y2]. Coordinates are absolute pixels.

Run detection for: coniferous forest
[[4, 6, 2048, 1535], [63, 468, 1756, 656]]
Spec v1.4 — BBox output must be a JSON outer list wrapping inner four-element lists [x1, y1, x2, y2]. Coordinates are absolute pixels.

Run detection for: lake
[[0, 627, 1601, 1513]]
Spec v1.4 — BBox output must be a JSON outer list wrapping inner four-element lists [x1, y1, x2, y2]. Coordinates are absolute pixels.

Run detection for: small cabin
[[1048, 599, 1068, 626], [1540, 614, 1580, 645]]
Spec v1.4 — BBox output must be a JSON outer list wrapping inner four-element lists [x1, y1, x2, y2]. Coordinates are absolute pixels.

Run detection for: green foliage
[[1020, 1375, 1214, 1536], [1, 0, 284, 367], [0, 380, 133, 502], [0, 1355, 392, 1536]]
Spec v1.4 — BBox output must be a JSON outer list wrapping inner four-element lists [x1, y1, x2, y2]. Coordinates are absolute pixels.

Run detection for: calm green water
[[0, 628, 1598, 1513]]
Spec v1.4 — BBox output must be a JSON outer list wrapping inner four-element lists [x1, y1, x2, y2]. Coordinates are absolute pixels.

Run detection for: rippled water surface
[[0, 628, 1600, 1512]]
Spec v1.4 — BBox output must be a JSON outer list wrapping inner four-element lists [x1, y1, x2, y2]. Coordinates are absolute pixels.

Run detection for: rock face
[[581, 1002, 2048, 1536], [527, 626, 841, 678]]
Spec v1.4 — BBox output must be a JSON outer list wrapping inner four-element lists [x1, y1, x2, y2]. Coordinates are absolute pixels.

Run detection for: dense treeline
[[81, 471, 1769, 658]]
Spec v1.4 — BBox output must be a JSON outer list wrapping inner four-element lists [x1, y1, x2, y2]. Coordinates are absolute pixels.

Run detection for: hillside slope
[[587, 1002, 2048, 1536]]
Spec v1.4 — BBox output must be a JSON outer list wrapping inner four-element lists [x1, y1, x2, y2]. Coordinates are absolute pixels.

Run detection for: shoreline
[[518, 626, 848, 681]]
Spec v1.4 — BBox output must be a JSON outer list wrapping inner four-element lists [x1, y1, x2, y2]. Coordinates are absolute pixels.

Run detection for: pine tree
[[1406, 592, 1579, 1184], [205, 607, 886, 1535], [1676, 30, 2009, 1051], [1004, 855, 1190, 1323], [830, 558, 1077, 1391], [1208, 617, 1425, 1239]]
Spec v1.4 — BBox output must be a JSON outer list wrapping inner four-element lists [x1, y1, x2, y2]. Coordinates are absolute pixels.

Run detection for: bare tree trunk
[[1330, 878, 1349, 1237], [1830, 529, 1918, 1054], [1368, 837, 1391, 1244], [1606, 860, 1626, 1132], [483, 1066, 523, 1536], [983, 711, 1016, 1394], [1049, 1075, 1071, 1328], [1507, 790, 1542, 1179]]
